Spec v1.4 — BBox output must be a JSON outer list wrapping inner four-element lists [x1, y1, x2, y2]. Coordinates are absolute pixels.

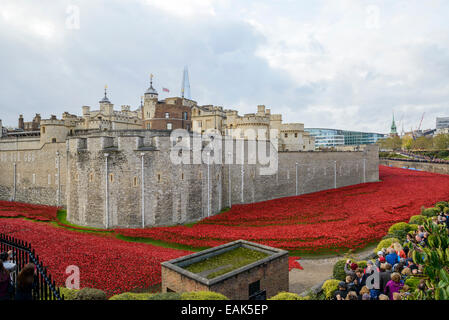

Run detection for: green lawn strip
[[184, 247, 270, 279], [56, 210, 113, 233], [115, 234, 208, 252]]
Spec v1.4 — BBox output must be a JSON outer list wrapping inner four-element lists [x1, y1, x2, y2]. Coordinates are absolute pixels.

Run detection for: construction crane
[[417, 112, 425, 132]]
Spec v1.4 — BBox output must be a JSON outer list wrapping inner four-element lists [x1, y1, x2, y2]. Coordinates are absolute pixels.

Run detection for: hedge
[[268, 292, 310, 300], [181, 291, 229, 300], [322, 279, 340, 300], [59, 287, 79, 300], [109, 292, 155, 300], [409, 215, 427, 225], [422, 207, 439, 217], [388, 222, 411, 234], [72, 288, 107, 300], [332, 260, 347, 281], [374, 238, 399, 253], [148, 292, 182, 300]]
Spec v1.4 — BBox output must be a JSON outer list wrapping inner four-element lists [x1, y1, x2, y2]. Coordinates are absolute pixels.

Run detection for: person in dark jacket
[[379, 263, 393, 293], [333, 282, 348, 300], [354, 268, 366, 293], [0, 261, 11, 301], [15, 263, 36, 301]]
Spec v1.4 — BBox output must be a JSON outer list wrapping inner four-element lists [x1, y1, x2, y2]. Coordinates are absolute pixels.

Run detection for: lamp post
[[140, 153, 145, 228], [295, 162, 298, 195], [228, 152, 232, 208], [207, 151, 211, 217], [363, 158, 366, 183], [334, 160, 337, 189], [104, 153, 109, 228], [13, 162, 16, 201], [56, 151, 61, 206]]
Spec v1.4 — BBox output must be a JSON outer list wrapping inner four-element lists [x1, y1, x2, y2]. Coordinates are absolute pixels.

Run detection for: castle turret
[[99, 85, 114, 116], [18, 115, 24, 130], [142, 74, 158, 123]]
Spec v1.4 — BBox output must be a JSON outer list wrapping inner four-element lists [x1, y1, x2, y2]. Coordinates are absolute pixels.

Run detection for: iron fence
[[0, 233, 64, 300]]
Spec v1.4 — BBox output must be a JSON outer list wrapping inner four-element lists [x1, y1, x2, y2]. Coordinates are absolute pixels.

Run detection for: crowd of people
[[399, 151, 449, 164], [333, 210, 449, 300], [0, 250, 36, 301]]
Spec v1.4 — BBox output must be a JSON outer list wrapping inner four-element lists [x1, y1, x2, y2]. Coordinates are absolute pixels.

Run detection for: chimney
[[18, 115, 24, 130]]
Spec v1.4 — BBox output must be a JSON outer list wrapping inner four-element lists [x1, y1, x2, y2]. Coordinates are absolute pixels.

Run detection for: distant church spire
[[390, 113, 397, 135]]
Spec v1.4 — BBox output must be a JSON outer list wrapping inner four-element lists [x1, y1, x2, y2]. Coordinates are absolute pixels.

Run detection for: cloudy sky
[[1, 0, 448, 133]]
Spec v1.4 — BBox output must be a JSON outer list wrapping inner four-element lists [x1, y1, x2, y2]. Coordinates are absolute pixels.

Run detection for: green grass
[[184, 247, 270, 279], [115, 234, 208, 252]]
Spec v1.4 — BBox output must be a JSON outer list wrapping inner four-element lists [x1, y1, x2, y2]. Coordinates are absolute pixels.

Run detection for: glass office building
[[305, 128, 387, 148]]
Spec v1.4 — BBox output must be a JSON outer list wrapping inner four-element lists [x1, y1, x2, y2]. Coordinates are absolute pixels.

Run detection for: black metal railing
[[0, 234, 64, 300]]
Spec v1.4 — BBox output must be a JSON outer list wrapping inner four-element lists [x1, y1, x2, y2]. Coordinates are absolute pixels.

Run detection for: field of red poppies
[[116, 166, 449, 253], [0, 219, 190, 296], [0, 200, 59, 221], [1, 165, 448, 295]]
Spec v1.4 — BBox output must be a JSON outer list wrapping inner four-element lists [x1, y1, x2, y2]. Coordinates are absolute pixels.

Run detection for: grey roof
[[145, 84, 158, 95]]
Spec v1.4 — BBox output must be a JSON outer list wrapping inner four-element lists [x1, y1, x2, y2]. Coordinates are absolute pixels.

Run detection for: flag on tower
[[163, 88, 170, 92]]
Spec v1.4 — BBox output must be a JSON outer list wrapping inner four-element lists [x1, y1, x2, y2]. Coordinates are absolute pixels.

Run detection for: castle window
[[181, 173, 184, 180], [167, 123, 172, 130], [295, 133, 298, 138], [52, 138, 56, 143], [284, 133, 288, 138], [42, 127, 46, 134], [133, 177, 138, 187], [89, 173, 94, 182], [157, 174, 161, 182], [199, 172, 202, 179], [146, 123, 151, 130], [183, 112, 188, 120], [48, 174, 51, 185], [109, 173, 114, 183], [165, 112, 170, 119], [32, 174, 36, 185]]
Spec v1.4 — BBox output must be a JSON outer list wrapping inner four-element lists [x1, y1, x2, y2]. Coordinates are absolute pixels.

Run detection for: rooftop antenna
[[181, 66, 191, 100]]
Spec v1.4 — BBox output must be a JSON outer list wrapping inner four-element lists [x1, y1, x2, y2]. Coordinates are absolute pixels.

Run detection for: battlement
[[281, 123, 305, 131]]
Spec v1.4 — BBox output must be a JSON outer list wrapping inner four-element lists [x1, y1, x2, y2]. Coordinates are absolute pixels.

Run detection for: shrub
[[357, 260, 367, 269], [332, 260, 347, 281], [268, 292, 310, 300], [405, 277, 422, 291], [409, 215, 427, 225], [73, 288, 107, 300], [388, 222, 411, 234], [422, 207, 439, 217], [444, 207, 449, 214], [59, 287, 79, 300], [374, 238, 399, 253], [322, 279, 340, 300], [181, 291, 229, 300], [109, 292, 155, 300], [147, 292, 182, 300], [435, 201, 448, 211]]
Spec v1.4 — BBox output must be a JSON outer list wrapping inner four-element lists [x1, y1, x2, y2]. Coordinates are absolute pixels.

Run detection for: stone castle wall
[[380, 159, 449, 175], [0, 138, 67, 206], [0, 130, 379, 228]]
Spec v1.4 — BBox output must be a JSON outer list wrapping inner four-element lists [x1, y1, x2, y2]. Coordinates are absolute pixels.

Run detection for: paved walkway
[[289, 246, 375, 294]]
